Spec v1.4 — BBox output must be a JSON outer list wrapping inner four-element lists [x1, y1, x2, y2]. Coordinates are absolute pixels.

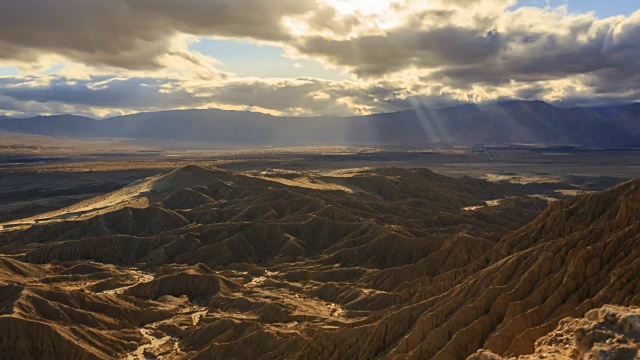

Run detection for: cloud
[[0, 0, 319, 70], [291, 5, 640, 83], [0, 0, 639, 117], [0, 75, 366, 116], [424, 8, 640, 103], [295, 27, 502, 77], [286, 3, 640, 107], [2, 70, 638, 119], [0, 76, 206, 109], [0, 73, 472, 117]]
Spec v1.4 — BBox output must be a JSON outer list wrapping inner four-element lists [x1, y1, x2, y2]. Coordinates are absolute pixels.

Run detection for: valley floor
[[1, 145, 638, 223]]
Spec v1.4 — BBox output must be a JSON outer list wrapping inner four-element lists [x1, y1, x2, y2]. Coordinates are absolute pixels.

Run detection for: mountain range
[[1, 101, 640, 147]]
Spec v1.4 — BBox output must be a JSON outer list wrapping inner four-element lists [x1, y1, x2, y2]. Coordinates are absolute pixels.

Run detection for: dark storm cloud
[[0, 0, 318, 69], [295, 27, 502, 77]]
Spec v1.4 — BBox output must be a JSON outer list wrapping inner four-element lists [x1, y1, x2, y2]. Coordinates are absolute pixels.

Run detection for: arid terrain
[[2, 141, 637, 223], [2, 0, 640, 357], [0, 144, 639, 359]]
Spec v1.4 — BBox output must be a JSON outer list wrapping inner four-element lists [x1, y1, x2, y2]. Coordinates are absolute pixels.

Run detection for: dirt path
[[126, 305, 208, 360], [103, 270, 155, 295]]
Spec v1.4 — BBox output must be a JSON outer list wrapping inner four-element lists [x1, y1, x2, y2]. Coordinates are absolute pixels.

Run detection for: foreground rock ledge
[[470, 305, 640, 360]]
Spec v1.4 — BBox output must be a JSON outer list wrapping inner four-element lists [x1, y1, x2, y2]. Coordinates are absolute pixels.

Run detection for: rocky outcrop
[[124, 264, 239, 301], [469, 305, 640, 360]]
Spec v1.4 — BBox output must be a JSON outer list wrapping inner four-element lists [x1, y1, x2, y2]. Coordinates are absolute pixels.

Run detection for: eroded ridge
[[0, 165, 638, 359]]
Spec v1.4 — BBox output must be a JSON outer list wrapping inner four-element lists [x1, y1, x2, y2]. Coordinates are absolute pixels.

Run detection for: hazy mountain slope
[[0, 115, 96, 136], [1, 101, 638, 146], [360, 101, 637, 146]]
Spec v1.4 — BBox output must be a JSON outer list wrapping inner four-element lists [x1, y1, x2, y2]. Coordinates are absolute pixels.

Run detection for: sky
[[0, 0, 638, 118]]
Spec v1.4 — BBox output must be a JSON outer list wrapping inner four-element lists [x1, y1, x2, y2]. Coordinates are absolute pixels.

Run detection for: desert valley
[[2, 0, 640, 358]]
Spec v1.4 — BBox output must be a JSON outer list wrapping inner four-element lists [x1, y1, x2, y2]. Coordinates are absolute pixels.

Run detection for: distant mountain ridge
[[1, 101, 639, 147]]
